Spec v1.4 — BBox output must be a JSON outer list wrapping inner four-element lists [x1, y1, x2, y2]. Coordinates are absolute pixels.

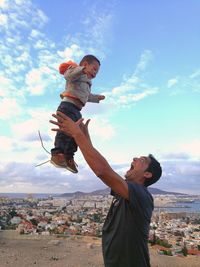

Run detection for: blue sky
[[0, 0, 200, 195]]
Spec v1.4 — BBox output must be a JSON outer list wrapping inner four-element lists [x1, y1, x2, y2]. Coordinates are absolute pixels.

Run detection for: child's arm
[[64, 66, 85, 81], [87, 94, 105, 103]]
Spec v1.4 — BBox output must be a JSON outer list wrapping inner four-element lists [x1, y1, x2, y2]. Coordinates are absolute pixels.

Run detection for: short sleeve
[[127, 182, 153, 215]]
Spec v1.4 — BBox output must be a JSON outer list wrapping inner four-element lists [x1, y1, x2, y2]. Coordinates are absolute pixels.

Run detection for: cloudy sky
[[0, 0, 200, 195]]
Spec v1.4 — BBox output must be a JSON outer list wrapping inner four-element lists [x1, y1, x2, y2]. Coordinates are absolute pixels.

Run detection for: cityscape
[[0, 189, 200, 259]]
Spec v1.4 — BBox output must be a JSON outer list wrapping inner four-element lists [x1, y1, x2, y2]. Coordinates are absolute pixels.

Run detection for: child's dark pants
[[51, 102, 82, 159]]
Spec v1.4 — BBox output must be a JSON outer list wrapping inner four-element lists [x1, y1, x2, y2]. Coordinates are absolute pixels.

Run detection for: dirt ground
[[0, 231, 199, 267]]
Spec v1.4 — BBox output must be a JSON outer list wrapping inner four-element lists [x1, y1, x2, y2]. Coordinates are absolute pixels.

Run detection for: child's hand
[[98, 95, 105, 101]]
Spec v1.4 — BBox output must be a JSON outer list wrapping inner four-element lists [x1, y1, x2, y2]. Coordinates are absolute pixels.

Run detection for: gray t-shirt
[[102, 182, 153, 267]]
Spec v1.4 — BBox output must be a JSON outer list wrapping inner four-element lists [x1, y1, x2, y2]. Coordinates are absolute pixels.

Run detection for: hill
[[0, 231, 199, 267], [59, 187, 186, 198]]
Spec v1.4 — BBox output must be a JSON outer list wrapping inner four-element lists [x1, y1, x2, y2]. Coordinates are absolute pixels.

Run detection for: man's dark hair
[[144, 154, 162, 187], [80, 55, 100, 66]]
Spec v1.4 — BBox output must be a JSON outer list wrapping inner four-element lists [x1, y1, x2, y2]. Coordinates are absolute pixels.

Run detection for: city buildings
[[0, 193, 200, 257]]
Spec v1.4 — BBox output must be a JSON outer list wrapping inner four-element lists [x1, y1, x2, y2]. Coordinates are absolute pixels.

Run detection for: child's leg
[[51, 132, 77, 170], [60, 102, 81, 154], [64, 136, 79, 173], [51, 102, 81, 171], [51, 102, 81, 155], [64, 136, 78, 159]]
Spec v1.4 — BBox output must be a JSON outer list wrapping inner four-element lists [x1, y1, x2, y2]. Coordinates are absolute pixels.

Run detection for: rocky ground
[[0, 231, 199, 267]]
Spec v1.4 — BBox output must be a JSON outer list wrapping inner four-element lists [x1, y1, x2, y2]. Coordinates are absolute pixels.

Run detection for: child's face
[[84, 60, 100, 79]]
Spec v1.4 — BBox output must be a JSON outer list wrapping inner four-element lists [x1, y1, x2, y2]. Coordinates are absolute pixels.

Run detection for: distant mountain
[[148, 187, 186, 195], [59, 191, 87, 198], [59, 188, 110, 198], [59, 187, 186, 197]]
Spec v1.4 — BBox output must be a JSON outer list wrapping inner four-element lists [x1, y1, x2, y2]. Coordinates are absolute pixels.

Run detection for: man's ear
[[82, 61, 88, 67], [144, 171, 152, 179]]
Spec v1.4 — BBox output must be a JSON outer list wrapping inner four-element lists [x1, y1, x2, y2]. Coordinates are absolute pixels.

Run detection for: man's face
[[84, 60, 100, 79], [125, 156, 151, 181]]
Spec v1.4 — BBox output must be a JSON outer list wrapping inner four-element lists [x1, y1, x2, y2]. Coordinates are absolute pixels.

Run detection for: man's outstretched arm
[[50, 111, 129, 200]]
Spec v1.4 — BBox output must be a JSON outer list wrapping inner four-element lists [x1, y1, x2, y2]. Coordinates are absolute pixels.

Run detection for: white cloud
[[103, 50, 158, 107], [25, 66, 55, 95], [33, 40, 47, 49], [134, 50, 153, 75], [11, 119, 40, 139], [83, 11, 114, 48], [61, 2, 115, 59], [0, 155, 199, 194], [0, 136, 13, 150], [34, 9, 48, 26], [0, 0, 7, 9], [15, 0, 27, 5], [167, 78, 178, 88], [157, 159, 200, 195], [0, 0, 48, 32], [0, 107, 54, 163], [0, 0, 57, 110], [16, 51, 30, 62], [130, 88, 158, 102], [161, 139, 200, 161], [190, 69, 200, 79], [180, 139, 200, 159], [0, 13, 7, 25], [0, 161, 105, 194], [0, 98, 22, 119], [0, 74, 14, 97], [112, 81, 138, 95], [10, 107, 54, 140], [89, 117, 115, 141], [57, 44, 84, 61], [165, 69, 200, 95], [29, 29, 44, 39], [0, 0, 50, 70]]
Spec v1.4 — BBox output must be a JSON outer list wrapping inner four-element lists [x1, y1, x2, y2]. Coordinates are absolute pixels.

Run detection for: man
[[50, 111, 162, 267]]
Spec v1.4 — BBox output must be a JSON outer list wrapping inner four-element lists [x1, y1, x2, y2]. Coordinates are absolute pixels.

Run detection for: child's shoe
[[50, 153, 67, 168], [66, 158, 78, 173]]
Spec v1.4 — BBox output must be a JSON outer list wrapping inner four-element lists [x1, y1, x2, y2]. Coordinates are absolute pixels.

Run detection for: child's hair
[[79, 55, 100, 66]]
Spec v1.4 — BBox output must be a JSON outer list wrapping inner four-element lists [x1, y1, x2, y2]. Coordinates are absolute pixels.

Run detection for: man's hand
[[50, 111, 83, 137], [79, 119, 92, 143], [50, 112, 128, 199], [50, 111, 91, 141]]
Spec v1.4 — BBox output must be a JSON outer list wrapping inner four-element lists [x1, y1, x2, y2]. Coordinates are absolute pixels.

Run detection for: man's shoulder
[[127, 181, 153, 203], [127, 181, 148, 193]]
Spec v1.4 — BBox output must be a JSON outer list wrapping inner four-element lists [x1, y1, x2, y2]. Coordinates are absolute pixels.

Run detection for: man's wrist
[[73, 130, 84, 141]]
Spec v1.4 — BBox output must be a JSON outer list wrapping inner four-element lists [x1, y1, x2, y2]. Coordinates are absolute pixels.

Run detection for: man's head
[[125, 154, 162, 187], [80, 55, 100, 79]]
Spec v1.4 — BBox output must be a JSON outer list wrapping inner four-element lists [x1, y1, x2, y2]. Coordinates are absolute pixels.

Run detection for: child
[[51, 55, 105, 173]]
